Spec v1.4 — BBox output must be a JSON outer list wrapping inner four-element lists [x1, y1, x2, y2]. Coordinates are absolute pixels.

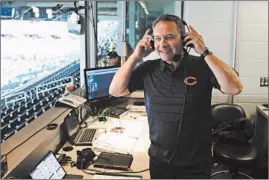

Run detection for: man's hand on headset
[[184, 25, 207, 55], [133, 28, 154, 60]]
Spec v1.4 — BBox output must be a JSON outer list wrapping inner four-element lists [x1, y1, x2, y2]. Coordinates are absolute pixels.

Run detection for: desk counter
[[58, 110, 151, 179]]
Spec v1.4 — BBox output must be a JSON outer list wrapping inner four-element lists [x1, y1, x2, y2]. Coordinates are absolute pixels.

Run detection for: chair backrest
[[211, 103, 246, 129]]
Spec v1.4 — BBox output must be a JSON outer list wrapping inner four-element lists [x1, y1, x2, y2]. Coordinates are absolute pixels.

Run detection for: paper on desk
[[109, 119, 144, 139], [121, 120, 144, 139], [92, 132, 138, 154], [93, 118, 147, 153]]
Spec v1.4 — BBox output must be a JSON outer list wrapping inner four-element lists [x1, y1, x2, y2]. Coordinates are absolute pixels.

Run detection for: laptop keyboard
[[75, 128, 97, 145]]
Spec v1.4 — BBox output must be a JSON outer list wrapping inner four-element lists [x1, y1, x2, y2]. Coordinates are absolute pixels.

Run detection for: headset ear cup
[[182, 34, 187, 52], [180, 20, 187, 50], [182, 35, 186, 47]]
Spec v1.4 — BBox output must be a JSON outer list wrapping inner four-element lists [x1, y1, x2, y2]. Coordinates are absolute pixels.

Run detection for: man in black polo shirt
[[109, 14, 243, 179]]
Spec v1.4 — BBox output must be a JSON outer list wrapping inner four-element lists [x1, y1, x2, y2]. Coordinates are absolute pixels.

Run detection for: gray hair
[[152, 14, 186, 37]]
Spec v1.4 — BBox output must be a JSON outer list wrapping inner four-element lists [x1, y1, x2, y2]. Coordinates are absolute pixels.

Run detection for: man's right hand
[[132, 28, 154, 61]]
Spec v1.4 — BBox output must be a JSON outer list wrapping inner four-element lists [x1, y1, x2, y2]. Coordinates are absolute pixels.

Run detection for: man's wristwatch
[[201, 48, 213, 58]]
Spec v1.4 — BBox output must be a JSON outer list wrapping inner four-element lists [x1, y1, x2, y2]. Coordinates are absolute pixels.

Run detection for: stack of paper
[[92, 132, 137, 154], [119, 120, 144, 139], [93, 119, 145, 153]]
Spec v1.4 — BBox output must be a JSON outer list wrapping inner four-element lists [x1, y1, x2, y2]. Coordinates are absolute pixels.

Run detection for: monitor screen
[[64, 109, 80, 137], [84, 67, 119, 100], [30, 152, 66, 179]]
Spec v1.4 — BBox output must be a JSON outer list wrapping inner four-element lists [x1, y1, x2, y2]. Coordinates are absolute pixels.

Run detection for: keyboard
[[74, 128, 97, 146]]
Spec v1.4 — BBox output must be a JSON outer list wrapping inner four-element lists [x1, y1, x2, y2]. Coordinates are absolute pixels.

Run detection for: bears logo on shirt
[[184, 76, 197, 86]]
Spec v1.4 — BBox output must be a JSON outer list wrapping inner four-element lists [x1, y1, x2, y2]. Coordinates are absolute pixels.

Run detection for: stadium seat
[[26, 107, 34, 116], [43, 104, 50, 111], [4, 128, 15, 140], [1, 110, 7, 118], [6, 121, 17, 134], [16, 121, 26, 131], [1, 126, 9, 140], [5, 108, 13, 114], [7, 113, 16, 123], [1, 62, 81, 142], [1, 116, 9, 127], [10, 109, 19, 118], [33, 103, 42, 112], [31, 98, 39, 105], [18, 106, 26, 113], [34, 109, 43, 118], [18, 113, 27, 122], [24, 101, 32, 109], [26, 115, 35, 124]]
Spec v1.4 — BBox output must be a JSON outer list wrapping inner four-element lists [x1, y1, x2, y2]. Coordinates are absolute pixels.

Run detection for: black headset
[[181, 19, 194, 52]]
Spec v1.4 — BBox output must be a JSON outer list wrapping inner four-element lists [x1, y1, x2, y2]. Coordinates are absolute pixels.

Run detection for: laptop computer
[[63, 109, 98, 146], [29, 151, 83, 179]]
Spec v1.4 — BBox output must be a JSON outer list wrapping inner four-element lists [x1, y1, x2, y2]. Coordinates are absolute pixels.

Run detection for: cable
[[82, 169, 95, 175], [74, 1, 78, 14], [181, 1, 184, 20], [169, 56, 188, 162], [83, 167, 149, 175], [3, 108, 70, 156], [109, 168, 150, 174]]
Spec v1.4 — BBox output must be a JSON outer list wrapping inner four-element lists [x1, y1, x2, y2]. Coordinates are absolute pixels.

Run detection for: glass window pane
[[96, 1, 121, 67], [1, 2, 81, 142]]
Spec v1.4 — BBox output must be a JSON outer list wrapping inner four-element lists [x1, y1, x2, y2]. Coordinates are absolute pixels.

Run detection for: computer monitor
[[84, 66, 119, 101]]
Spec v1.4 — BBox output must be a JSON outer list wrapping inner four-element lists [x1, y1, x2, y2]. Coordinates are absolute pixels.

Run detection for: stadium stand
[[1, 12, 118, 143], [1, 62, 80, 143]]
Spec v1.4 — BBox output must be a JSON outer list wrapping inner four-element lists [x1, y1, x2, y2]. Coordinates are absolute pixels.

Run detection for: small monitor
[[29, 152, 66, 179], [64, 109, 80, 138], [1, 8, 15, 19], [84, 66, 119, 101]]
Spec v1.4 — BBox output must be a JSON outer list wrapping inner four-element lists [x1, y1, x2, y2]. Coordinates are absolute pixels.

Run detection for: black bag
[[213, 118, 254, 144]]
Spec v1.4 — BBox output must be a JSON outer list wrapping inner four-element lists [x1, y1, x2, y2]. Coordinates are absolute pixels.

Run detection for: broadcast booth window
[[0, 2, 81, 143]]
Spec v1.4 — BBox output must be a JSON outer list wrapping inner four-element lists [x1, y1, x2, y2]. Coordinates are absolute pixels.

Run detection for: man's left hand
[[184, 25, 207, 55]]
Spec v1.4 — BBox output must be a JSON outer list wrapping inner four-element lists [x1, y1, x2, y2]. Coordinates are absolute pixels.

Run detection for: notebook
[[29, 151, 83, 179], [93, 152, 133, 171]]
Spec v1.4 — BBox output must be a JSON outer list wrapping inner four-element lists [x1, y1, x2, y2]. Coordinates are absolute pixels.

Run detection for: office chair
[[211, 103, 258, 179]]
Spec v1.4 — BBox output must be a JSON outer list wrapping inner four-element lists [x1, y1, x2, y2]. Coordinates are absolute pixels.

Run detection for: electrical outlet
[[260, 77, 268, 87]]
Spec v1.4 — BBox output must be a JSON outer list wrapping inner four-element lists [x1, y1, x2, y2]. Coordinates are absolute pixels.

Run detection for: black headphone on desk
[[75, 148, 96, 169]]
